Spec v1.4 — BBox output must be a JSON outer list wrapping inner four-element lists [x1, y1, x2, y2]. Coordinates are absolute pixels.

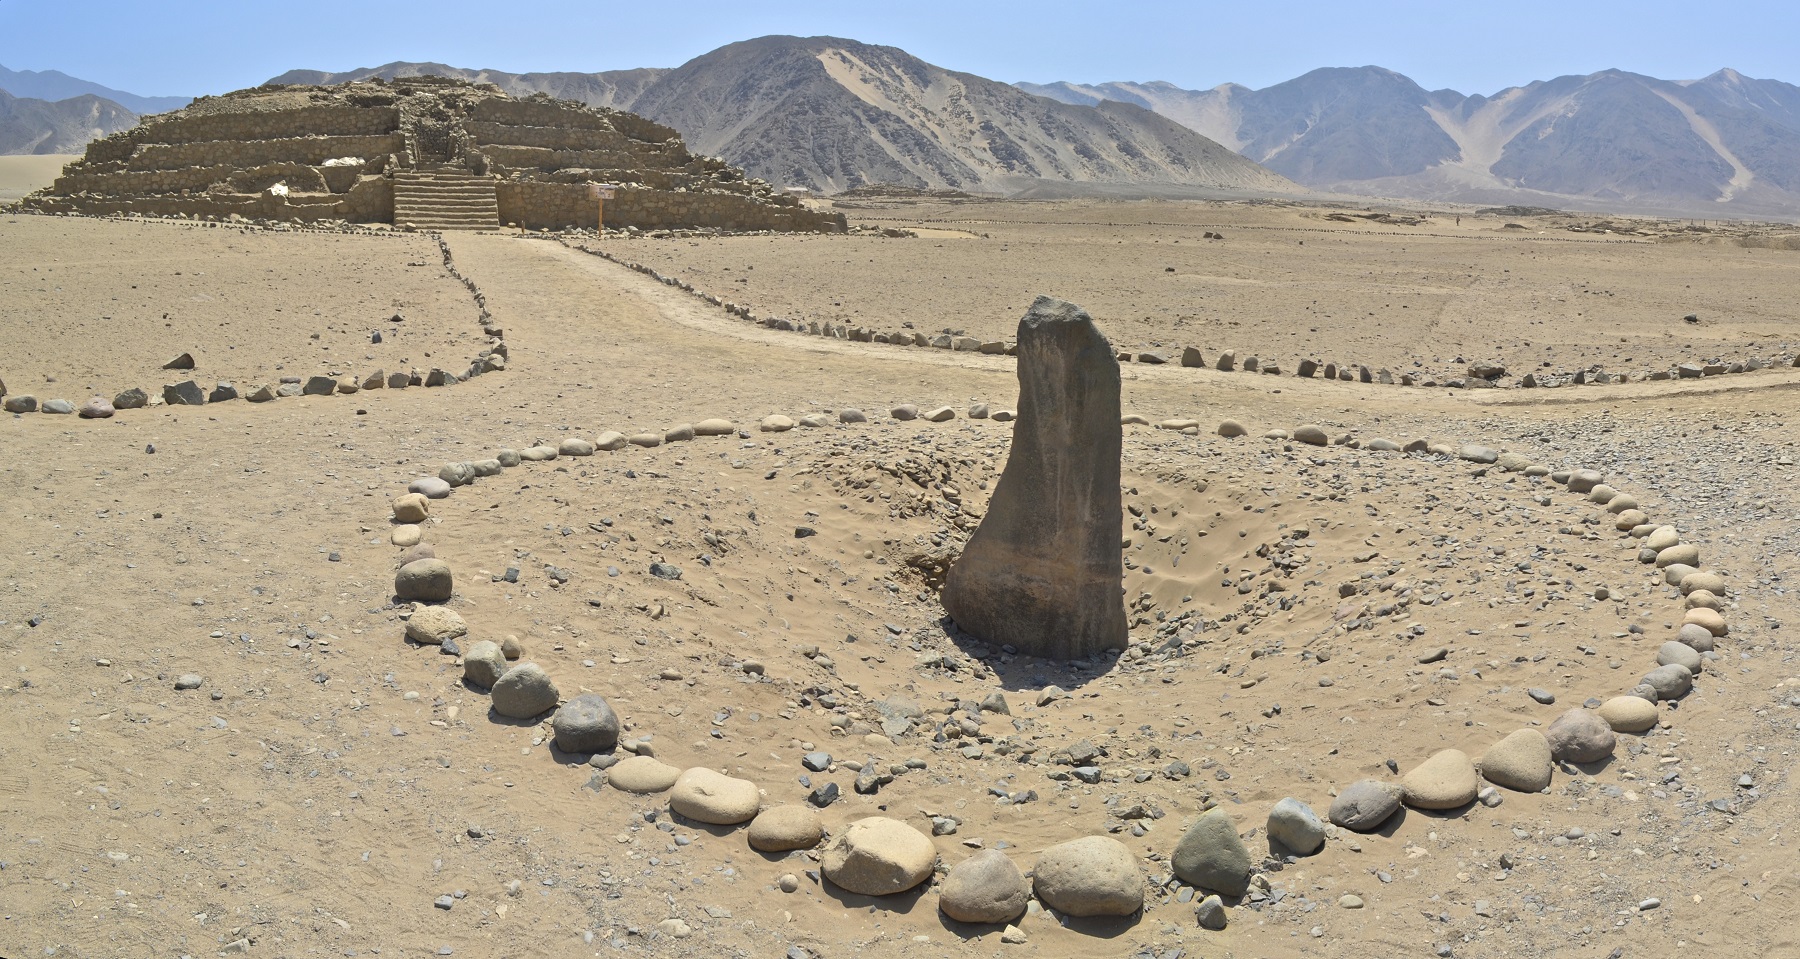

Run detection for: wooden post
[[591, 183, 616, 234]]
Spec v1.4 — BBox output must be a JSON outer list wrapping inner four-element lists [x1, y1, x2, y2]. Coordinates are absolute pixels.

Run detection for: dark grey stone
[[552, 693, 621, 752], [162, 380, 205, 406], [941, 296, 1126, 660]]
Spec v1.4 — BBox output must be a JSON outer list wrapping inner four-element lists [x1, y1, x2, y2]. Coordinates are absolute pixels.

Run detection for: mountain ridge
[[1019, 66, 1800, 217], [265, 38, 1299, 197], [0, 88, 139, 155], [0, 64, 188, 115]]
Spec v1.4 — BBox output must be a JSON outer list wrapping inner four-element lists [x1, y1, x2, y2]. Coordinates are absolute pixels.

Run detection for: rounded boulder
[[1031, 836, 1143, 917], [1172, 807, 1253, 894], [552, 693, 621, 753], [609, 755, 682, 794], [821, 817, 937, 897], [1292, 424, 1329, 446], [1544, 708, 1616, 763], [669, 768, 762, 825], [395, 559, 453, 602], [1401, 749, 1478, 810], [1597, 696, 1659, 733], [747, 805, 825, 852], [1685, 607, 1728, 637], [1266, 798, 1326, 856], [462, 640, 508, 688], [1328, 779, 1402, 832], [489, 662, 558, 719], [1478, 728, 1553, 792], [938, 850, 1028, 925], [404, 605, 466, 645]]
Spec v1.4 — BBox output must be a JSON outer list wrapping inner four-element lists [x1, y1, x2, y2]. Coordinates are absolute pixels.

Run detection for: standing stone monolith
[[942, 296, 1126, 660]]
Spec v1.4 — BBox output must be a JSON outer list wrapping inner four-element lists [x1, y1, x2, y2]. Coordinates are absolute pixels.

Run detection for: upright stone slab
[[941, 296, 1127, 660]]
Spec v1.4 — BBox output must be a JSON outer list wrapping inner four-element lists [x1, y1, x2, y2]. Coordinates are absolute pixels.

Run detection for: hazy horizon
[[0, 0, 1794, 101]]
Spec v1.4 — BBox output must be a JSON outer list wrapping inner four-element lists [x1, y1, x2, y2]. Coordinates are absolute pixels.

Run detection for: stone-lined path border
[[375, 402, 1729, 936], [555, 234, 1800, 394], [0, 219, 506, 417]]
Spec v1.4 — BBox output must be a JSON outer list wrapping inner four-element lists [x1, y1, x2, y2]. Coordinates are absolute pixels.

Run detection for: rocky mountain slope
[[0, 64, 188, 114], [269, 38, 1297, 196], [0, 89, 138, 154], [1022, 67, 1800, 217]]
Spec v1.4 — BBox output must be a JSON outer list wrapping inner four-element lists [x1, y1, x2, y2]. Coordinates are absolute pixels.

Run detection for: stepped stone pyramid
[[20, 75, 845, 233]]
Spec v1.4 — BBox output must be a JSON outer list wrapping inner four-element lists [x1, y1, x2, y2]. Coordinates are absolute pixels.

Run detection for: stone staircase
[[392, 167, 498, 231]]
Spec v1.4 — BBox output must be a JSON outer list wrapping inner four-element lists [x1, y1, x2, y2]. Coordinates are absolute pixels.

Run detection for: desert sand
[[2, 200, 1797, 959], [0, 155, 75, 204]]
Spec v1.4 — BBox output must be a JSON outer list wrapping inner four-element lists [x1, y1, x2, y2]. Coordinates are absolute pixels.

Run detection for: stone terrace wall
[[27, 177, 392, 224], [132, 105, 399, 146], [127, 135, 404, 171], [497, 184, 845, 233]]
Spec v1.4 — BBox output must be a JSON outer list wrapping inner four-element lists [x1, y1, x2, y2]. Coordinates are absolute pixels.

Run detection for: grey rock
[[439, 462, 476, 487], [395, 558, 453, 601], [1172, 807, 1253, 894], [112, 387, 148, 410], [208, 383, 238, 403], [1641, 664, 1694, 700], [939, 850, 1028, 924], [1195, 894, 1228, 930], [942, 296, 1126, 660], [1266, 797, 1326, 855], [490, 662, 559, 719], [174, 673, 204, 690], [409, 477, 452, 498], [162, 352, 195, 370], [78, 397, 115, 418], [1544, 708, 1616, 763], [1328, 779, 1402, 832], [463, 640, 508, 688], [1292, 424, 1329, 446], [40, 398, 73, 414], [302, 375, 336, 396], [553, 693, 621, 752], [1031, 836, 1142, 917], [162, 380, 205, 406]]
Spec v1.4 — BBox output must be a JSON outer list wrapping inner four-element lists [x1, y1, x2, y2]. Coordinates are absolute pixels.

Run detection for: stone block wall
[[135, 105, 399, 146], [496, 183, 845, 233], [129, 135, 404, 171]]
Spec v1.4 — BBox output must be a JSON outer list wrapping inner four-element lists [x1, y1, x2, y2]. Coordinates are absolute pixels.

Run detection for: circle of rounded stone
[[1401, 749, 1478, 810], [409, 477, 452, 499], [552, 693, 621, 753], [1328, 779, 1402, 832], [1656, 544, 1700, 569], [462, 640, 508, 688], [1597, 696, 1659, 733], [1679, 571, 1725, 597], [559, 438, 595, 456], [1676, 623, 1716, 652], [760, 414, 796, 432], [1265, 798, 1327, 856], [1479, 728, 1553, 792], [669, 767, 762, 825], [393, 492, 430, 523], [1030, 836, 1143, 917], [1641, 663, 1694, 700], [608, 755, 682, 793], [939, 849, 1029, 925], [1567, 469, 1605, 494], [1544, 708, 1616, 763], [1292, 424, 1329, 446], [1684, 607, 1728, 637], [1216, 419, 1248, 438], [821, 816, 937, 897], [747, 805, 825, 852], [595, 431, 628, 451], [489, 662, 559, 719], [694, 418, 736, 436], [1656, 641, 1703, 674], [404, 605, 466, 645], [395, 558, 453, 602]]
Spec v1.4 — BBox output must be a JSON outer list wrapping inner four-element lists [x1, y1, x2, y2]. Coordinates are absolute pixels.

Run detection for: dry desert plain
[[3, 188, 1800, 959]]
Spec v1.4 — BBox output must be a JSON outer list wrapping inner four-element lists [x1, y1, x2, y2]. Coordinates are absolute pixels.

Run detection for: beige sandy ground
[[0, 155, 74, 205], [2, 203, 1798, 959]]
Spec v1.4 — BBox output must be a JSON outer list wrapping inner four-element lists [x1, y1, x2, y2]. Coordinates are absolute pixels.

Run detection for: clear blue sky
[[2, 0, 1793, 98]]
